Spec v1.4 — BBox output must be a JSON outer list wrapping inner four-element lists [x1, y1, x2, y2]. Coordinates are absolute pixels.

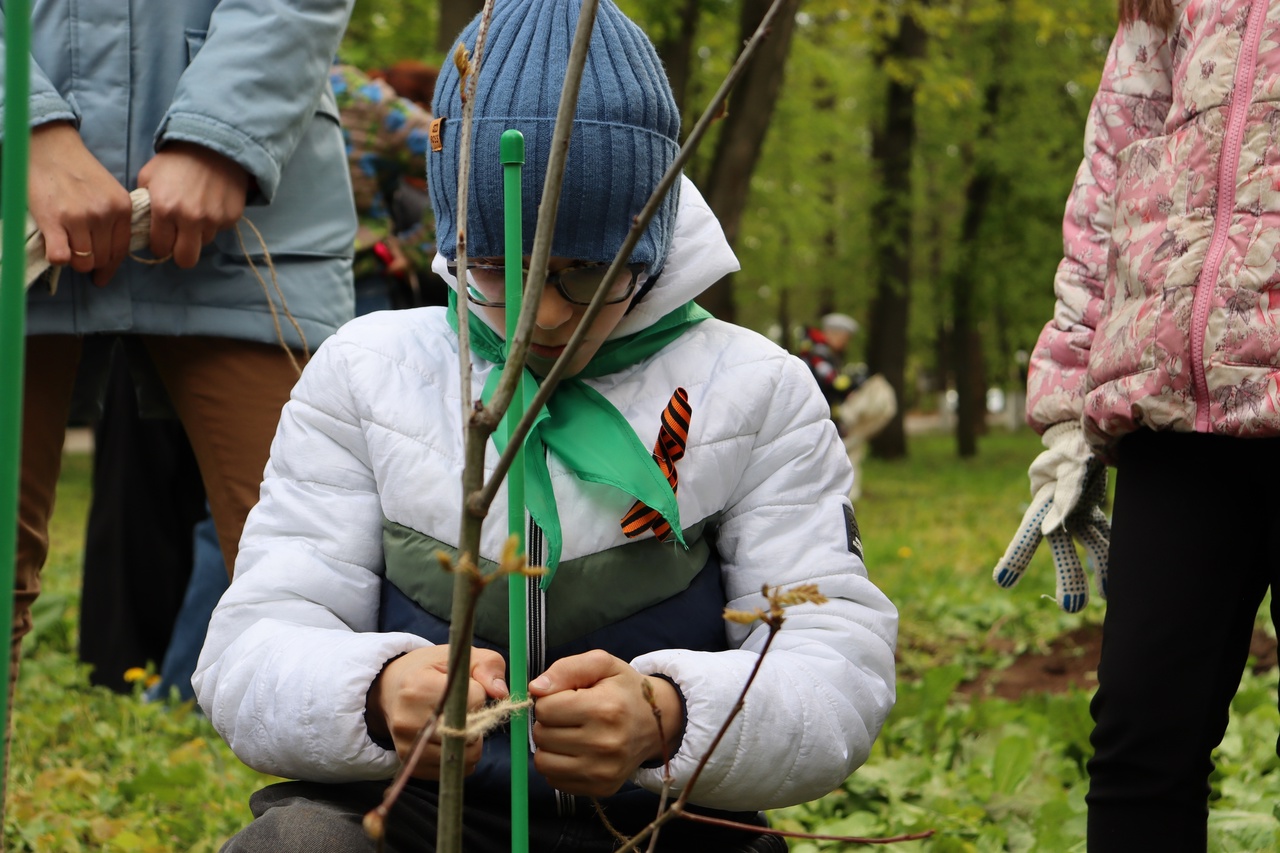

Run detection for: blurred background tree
[[340, 0, 1117, 457]]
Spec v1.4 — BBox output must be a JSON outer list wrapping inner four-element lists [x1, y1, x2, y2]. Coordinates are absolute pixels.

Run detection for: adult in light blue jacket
[[0, 0, 358, 711]]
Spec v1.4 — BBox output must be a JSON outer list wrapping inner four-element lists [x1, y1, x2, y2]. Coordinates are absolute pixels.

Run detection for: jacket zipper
[[1190, 0, 1268, 432], [526, 518, 546, 687], [524, 516, 574, 816]]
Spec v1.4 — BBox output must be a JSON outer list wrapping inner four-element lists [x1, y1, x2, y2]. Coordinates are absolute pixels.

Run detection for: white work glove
[[993, 421, 1110, 613]]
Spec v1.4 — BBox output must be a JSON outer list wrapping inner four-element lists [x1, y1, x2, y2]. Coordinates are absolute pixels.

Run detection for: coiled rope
[[10, 187, 310, 375]]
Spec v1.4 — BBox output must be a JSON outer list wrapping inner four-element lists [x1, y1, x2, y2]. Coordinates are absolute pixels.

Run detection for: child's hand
[[528, 650, 683, 797], [365, 646, 508, 779]]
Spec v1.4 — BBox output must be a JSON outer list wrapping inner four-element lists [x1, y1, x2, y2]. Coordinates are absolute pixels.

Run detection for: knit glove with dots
[[992, 422, 1110, 613]]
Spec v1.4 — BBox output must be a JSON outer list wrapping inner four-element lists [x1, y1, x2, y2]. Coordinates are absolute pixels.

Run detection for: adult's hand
[[136, 142, 251, 269], [529, 650, 683, 797], [365, 646, 509, 779], [27, 122, 133, 286]]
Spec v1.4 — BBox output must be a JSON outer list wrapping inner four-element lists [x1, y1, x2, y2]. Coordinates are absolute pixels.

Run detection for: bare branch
[[642, 679, 673, 853], [613, 585, 934, 852], [472, 0, 794, 516], [480, 0, 602, 426], [362, 710, 445, 843], [678, 811, 937, 845], [453, 1, 496, 427], [436, 6, 499, 846]]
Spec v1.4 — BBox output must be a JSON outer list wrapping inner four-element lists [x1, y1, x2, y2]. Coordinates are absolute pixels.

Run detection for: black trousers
[[78, 349, 206, 692], [1086, 430, 1280, 852], [221, 780, 788, 853]]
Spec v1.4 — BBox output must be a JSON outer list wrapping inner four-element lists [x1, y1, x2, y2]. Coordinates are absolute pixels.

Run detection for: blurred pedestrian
[[78, 348, 207, 694], [332, 61, 446, 314], [798, 312, 863, 411]]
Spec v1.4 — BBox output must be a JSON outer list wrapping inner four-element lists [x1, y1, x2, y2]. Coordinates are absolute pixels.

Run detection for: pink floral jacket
[[1028, 0, 1280, 453]]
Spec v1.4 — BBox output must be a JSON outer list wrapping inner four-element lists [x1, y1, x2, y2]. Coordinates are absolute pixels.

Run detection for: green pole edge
[[0, 0, 33, 810], [500, 127, 529, 853], [0, 0, 32, 809]]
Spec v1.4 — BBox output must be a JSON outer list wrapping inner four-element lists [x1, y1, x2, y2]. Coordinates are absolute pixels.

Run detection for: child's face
[[472, 257, 637, 378]]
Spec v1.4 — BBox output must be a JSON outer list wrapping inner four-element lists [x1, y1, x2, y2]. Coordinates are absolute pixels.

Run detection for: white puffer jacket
[[194, 178, 897, 812]]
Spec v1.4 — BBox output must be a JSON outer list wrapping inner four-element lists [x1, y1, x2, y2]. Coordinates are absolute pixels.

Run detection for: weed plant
[[775, 429, 1280, 852], [4, 453, 274, 852]]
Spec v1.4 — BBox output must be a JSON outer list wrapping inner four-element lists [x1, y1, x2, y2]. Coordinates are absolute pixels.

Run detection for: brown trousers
[[11, 334, 302, 697]]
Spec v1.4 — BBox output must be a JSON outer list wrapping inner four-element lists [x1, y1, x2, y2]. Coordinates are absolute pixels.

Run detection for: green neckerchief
[[446, 292, 710, 585]]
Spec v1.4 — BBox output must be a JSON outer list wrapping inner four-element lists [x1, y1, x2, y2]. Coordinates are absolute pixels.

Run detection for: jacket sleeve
[[0, 10, 79, 134], [1026, 17, 1175, 431], [154, 0, 355, 200], [192, 333, 428, 782], [631, 352, 898, 811]]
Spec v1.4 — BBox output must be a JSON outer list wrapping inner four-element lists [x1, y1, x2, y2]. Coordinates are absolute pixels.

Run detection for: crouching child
[[195, 2, 898, 850]]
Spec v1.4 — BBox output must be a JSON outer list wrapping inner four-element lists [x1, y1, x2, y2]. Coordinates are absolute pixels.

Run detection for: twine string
[[121, 212, 310, 378], [437, 697, 533, 740], [233, 216, 310, 376]]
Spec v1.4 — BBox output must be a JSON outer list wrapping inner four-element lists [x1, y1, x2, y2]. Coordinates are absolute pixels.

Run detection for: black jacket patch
[[843, 503, 863, 559]]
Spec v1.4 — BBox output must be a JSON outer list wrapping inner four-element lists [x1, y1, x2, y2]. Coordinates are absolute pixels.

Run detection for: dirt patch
[[958, 625, 1277, 700]]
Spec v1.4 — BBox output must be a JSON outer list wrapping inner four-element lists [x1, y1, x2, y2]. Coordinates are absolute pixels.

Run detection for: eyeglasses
[[446, 261, 646, 308]]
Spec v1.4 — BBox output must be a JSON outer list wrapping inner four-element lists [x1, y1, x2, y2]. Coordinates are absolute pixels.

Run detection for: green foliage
[[775, 662, 1280, 852], [614, 0, 1116, 405], [857, 430, 1103, 678], [4, 454, 275, 852], [342, 0, 442, 73], [771, 431, 1280, 851], [330, 0, 1127, 407], [12, 437, 1278, 851]]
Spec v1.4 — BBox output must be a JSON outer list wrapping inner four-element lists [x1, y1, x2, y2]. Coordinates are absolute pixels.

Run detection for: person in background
[[332, 61, 445, 315], [798, 313, 892, 503], [993, 1, 1280, 849], [195, 1, 897, 849], [798, 312, 865, 413], [4, 0, 357, 750]]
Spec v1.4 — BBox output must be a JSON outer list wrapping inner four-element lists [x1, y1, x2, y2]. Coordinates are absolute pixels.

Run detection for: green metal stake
[[500, 128, 529, 853], [0, 0, 33, 807]]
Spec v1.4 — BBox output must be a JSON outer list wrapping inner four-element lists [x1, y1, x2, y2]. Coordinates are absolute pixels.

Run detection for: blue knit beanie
[[428, 0, 681, 276]]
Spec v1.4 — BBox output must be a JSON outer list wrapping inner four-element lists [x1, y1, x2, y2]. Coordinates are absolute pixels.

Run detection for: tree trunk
[[699, 0, 802, 321], [655, 0, 702, 118], [951, 168, 993, 458], [438, 0, 486, 53], [951, 0, 1011, 458], [866, 10, 926, 460], [815, 73, 839, 321]]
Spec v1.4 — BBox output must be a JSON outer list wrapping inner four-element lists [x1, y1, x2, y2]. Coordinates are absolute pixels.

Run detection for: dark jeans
[[1086, 430, 1280, 852], [221, 780, 788, 853], [147, 511, 229, 703]]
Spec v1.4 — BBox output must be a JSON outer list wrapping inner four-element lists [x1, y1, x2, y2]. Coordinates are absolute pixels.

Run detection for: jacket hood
[[431, 174, 739, 340]]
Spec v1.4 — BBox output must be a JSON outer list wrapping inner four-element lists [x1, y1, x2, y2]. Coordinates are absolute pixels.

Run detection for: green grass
[[5, 453, 276, 852], [858, 430, 1106, 679], [773, 429, 1280, 852], [5, 431, 1278, 851]]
